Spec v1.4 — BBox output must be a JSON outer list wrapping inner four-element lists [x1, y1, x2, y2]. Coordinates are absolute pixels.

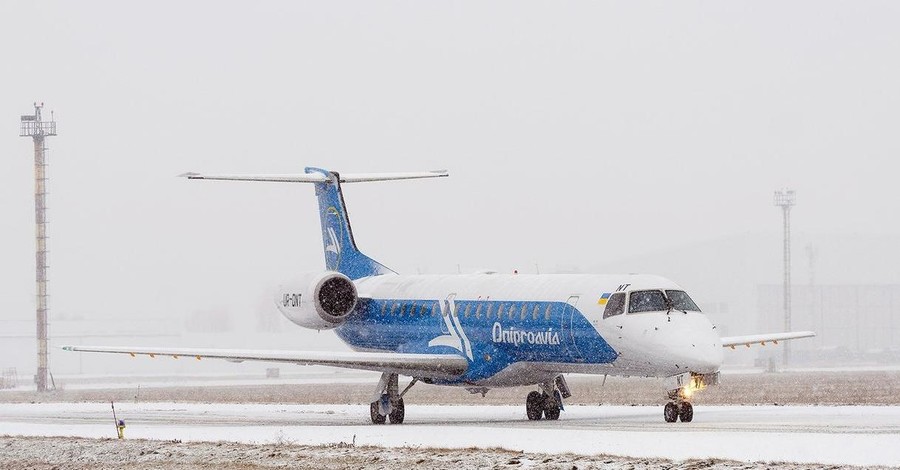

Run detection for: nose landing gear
[[663, 400, 693, 423], [662, 371, 717, 423]]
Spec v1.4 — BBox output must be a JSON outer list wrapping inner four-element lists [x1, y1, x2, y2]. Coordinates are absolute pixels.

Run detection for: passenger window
[[507, 304, 515, 320], [390, 302, 398, 316], [532, 304, 540, 320], [544, 303, 551, 320], [520, 304, 527, 320], [475, 304, 483, 318], [399, 304, 406, 316], [463, 304, 471, 318], [603, 293, 626, 318], [431, 302, 438, 316], [491, 304, 500, 320], [381, 302, 388, 316]]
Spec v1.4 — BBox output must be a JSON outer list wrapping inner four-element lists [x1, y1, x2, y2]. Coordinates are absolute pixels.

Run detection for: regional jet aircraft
[[64, 168, 814, 424]]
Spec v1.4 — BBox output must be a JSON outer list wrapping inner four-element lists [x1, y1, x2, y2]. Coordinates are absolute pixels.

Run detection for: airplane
[[63, 167, 815, 424]]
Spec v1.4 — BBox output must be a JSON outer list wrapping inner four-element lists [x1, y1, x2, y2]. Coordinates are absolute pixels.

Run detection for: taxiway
[[1, 402, 897, 466]]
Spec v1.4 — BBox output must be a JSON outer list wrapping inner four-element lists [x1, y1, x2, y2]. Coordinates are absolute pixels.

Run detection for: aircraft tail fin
[[181, 167, 448, 279]]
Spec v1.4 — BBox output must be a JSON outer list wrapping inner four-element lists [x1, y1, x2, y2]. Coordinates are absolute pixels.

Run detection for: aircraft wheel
[[678, 402, 693, 423], [543, 398, 561, 421], [388, 398, 405, 424], [526, 391, 543, 420], [370, 401, 386, 425], [663, 402, 678, 423]]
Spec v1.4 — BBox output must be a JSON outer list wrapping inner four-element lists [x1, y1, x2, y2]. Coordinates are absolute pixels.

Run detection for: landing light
[[679, 376, 706, 400]]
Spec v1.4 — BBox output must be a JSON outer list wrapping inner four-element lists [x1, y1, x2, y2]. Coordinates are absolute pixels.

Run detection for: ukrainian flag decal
[[597, 293, 612, 305]]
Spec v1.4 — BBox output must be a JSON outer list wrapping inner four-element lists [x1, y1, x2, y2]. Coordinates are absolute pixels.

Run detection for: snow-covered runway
[[1, 403, 898, 467]]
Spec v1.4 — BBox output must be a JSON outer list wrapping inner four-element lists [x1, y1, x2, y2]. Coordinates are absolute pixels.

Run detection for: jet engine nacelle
[[275, 271, 358, 330]]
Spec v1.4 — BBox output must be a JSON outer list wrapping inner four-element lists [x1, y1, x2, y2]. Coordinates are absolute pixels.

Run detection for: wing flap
[[720, 331, 816, 349], [61, 346, 467, 379]]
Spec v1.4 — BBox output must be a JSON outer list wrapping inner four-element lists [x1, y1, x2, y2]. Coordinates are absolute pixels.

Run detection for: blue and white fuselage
[[64, 166, 813, 424], [329, 273, 723, 387]]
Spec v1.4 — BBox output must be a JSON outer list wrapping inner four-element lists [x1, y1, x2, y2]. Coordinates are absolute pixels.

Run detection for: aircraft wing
[[61, 345, 468, 379], [719, 331, 816, 349]]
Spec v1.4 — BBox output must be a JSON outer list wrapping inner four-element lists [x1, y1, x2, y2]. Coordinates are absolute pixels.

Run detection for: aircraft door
[[561, 296, 583, 362]]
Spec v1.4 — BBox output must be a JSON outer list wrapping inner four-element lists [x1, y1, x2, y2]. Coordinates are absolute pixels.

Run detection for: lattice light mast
[[773, 189, 796, 368], [20, 103, 56, 392]]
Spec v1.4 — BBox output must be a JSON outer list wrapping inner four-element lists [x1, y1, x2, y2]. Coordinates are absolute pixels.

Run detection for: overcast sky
[[1, 1, 899, 326]]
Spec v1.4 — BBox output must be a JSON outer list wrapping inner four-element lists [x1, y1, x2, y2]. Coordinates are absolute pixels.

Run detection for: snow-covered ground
[[1, 402, 898, 467], [1, 368, 381, 392]]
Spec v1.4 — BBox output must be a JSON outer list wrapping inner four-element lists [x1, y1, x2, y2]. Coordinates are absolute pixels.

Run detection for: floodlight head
[[773, 189, 796, 208]]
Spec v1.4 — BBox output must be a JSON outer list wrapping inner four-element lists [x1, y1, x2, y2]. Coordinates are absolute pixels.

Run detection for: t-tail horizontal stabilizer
[[177, 170, 448, 184], [180, 167, 448, 280]]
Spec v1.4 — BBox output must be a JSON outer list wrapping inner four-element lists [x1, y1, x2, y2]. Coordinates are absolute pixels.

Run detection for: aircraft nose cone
[[684, 329, 724, 374], [691, 342, 724, 374], [662, 319, 724, 374]]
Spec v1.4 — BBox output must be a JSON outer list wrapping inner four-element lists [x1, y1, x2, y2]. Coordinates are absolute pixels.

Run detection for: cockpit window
[[603, 293, 626, 318], [628, 290, 667, 313], [665, 290, 701, 312]]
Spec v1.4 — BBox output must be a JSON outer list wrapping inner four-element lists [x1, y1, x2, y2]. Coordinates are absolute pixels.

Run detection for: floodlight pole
[[20, 103, 57, 392], [773, 189, 796, 368]]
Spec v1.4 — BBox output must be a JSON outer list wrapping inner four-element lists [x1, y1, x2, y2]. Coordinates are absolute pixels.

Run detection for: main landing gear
[[370, 373, 417, 425], [526, 391, 561, 420], [525, 376, 570, 421]]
